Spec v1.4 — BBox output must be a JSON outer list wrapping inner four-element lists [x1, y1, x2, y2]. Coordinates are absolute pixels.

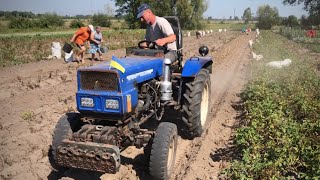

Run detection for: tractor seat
[[164, 16, 183, 62]]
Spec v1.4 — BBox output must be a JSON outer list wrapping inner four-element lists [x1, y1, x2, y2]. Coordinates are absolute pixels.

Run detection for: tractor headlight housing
[[106, 99, 119, 109], [81, 97, 94, 107]]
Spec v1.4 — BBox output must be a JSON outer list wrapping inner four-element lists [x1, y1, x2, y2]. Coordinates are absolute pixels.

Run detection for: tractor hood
[[76, 55, 163, 116], [81, 56, 163, 84], [77, 55, 164, 95]]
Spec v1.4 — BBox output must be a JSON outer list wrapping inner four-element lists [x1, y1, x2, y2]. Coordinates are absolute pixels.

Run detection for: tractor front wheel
[[149, 122, 178, 180]]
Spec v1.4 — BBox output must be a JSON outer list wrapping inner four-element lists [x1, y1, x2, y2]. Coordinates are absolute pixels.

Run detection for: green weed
[[21, 111, 35, 122], [222, 31, 320, 179]]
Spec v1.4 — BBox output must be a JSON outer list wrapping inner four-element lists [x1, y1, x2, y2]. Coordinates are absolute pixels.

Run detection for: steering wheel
[[138, 40, 158, 49]]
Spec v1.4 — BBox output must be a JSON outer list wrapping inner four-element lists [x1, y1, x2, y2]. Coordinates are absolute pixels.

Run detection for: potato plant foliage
[[223, 31, 320, 179], [0, 29, 144, 67]]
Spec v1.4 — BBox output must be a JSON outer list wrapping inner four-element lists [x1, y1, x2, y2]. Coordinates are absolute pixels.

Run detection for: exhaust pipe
[[160, 55, 175, 101]]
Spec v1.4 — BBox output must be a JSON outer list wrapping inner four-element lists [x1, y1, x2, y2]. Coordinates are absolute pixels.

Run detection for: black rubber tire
[[52, 113, 81, 161], [182, 69, 211, 138], [149, 122, 178, 180]]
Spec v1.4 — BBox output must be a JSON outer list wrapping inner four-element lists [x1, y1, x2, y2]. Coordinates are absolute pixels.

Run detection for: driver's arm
[[155, 34, 176, 47], [155, 18, 176, 47]]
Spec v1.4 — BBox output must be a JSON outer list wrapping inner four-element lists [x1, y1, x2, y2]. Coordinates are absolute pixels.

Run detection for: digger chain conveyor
[[56, 140, 121, 173]]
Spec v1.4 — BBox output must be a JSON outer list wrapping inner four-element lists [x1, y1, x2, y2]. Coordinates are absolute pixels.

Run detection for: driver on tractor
[[137, 3, 177, 63]]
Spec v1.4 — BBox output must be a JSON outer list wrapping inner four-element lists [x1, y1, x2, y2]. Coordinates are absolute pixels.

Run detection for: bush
[[223, 31, 320, 179], [281, 15, 300, 28], [36, 14, 64, 28], [8, 14, 64, 29], [9, 17, 35, 29], [0, 29, 145, 67], [92, 14, 111, 27], [69, 19, 84, 28], [256, 5, 280, 29]]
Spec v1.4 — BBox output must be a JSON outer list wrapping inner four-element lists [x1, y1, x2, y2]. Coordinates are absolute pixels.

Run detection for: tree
[[256, 5, 280, 29], [69, 19, 85, 28], [37, 13, 64, 28], [283, 0, 320, 16], [288, 15, 300, 27], [92, 14, 111, 27], [176, 0, 208, 29], [113, 0, 208, 29], [281, 15, 299, 27], [300, 15, 309, 28], [234, 16, 239, 20], [104, 3, 115, 17], [242, 7, 252, 24], [114, 0, 153, 29]]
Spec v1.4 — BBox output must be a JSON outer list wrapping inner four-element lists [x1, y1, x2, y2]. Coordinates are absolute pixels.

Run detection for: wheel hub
[[200, 81, 209, 127]]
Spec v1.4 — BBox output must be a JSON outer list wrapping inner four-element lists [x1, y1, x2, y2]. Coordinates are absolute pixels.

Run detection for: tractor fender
[[181, 56, 213, 77]]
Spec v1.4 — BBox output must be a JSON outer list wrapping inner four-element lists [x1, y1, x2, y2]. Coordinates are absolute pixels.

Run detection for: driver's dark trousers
[[164, 50, 178, 63]]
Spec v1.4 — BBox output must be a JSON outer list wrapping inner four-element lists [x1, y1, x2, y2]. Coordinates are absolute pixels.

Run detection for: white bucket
[[64, 50, 74, 63]]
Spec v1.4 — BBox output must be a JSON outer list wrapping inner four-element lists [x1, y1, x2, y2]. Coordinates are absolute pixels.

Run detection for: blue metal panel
[[181, 56, 213, 77], [80, 56, 163, 81], [76, 92, 123, 114], [76, 88, 139, 115], [76, 55, 164, 115]]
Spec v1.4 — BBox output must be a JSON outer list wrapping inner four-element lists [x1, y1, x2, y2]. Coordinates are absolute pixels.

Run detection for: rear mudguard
[[181, 56, 213, 77]]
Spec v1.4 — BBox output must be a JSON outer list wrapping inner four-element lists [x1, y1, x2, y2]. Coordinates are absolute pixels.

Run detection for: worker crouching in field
[[89, 26, 104, 61], [70, 24, 94, 64]]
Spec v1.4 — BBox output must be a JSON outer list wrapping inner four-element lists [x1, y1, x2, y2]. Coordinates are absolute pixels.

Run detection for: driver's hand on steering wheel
[[155, 39, 167, 47], [140, 41, 148, 49]]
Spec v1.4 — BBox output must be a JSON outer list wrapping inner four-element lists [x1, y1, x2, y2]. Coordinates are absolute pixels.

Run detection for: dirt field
[[0, 31, 255, 180]]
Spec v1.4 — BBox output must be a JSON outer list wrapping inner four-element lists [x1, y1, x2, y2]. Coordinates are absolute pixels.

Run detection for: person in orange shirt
[[70, 24, 98, 64]]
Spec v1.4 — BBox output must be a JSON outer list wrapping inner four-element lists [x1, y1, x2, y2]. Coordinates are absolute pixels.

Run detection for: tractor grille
[[80, 71, 119, 92]]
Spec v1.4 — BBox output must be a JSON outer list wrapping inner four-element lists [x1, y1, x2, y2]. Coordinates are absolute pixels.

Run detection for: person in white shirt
[[136, 3, 177, 62]]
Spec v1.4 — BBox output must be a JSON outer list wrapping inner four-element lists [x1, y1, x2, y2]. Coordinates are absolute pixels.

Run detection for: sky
[[0, 0, 307, 18]]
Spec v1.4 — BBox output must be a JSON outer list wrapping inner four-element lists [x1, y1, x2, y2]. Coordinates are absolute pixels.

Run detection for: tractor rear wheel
[[182, 69, 211, 138], [149, 122, 178, 180], [52, 113, 81, 161]]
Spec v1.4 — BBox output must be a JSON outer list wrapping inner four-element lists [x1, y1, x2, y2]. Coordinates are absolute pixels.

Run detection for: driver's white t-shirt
[[145, 16, 177, 51]]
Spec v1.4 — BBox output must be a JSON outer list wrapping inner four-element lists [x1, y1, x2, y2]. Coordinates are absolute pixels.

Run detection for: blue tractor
[[52, 17, 213, 180]]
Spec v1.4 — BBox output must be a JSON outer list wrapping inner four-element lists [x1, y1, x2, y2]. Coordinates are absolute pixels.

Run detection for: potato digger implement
[[52, 16, 213, 180]]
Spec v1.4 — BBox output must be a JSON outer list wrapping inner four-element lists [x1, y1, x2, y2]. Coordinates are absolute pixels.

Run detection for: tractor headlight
[[81, 97, 94, 107], [106, 99, 119, 109]]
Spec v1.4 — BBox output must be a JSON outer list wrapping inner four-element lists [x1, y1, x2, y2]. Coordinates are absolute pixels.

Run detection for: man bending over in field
[[136, 3, 177, 62], [70, 24, 95, 64]]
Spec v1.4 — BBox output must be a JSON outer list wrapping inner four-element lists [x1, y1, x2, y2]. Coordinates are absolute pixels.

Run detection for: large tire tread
[[182, 69, 211, 138], [52, 113, 81, 161]]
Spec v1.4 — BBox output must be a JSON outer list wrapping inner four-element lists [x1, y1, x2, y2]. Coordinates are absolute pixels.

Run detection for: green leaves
[[223, 31, 320, 179], [256, 5, 280, 29], [0, 29, 144, 67], [113, 0, 208, 29]]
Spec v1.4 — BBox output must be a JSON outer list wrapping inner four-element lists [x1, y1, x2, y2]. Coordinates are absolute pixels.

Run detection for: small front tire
[[149, 122, 178, 180]]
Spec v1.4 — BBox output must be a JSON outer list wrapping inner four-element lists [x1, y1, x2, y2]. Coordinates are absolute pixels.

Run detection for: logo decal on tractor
[[127, 69, 153, 81]]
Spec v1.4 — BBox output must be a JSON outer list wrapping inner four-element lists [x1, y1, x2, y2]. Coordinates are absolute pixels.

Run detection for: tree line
[[240, 0, 319, 29], [2, 0, 319, 30], [1, 12, 112, 29], [113, 0, 208, 29]]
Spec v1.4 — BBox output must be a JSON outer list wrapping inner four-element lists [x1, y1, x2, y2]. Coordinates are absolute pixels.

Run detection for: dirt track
[[0, 31, 254, 180]]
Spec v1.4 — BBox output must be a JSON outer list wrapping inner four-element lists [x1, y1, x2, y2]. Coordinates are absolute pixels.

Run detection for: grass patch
[[222, 31, 320, 179], [279, 27, 320, 53], [0, 29, 144, 67], [21, 111, 35, 122], [202, 20, 256, 31]]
